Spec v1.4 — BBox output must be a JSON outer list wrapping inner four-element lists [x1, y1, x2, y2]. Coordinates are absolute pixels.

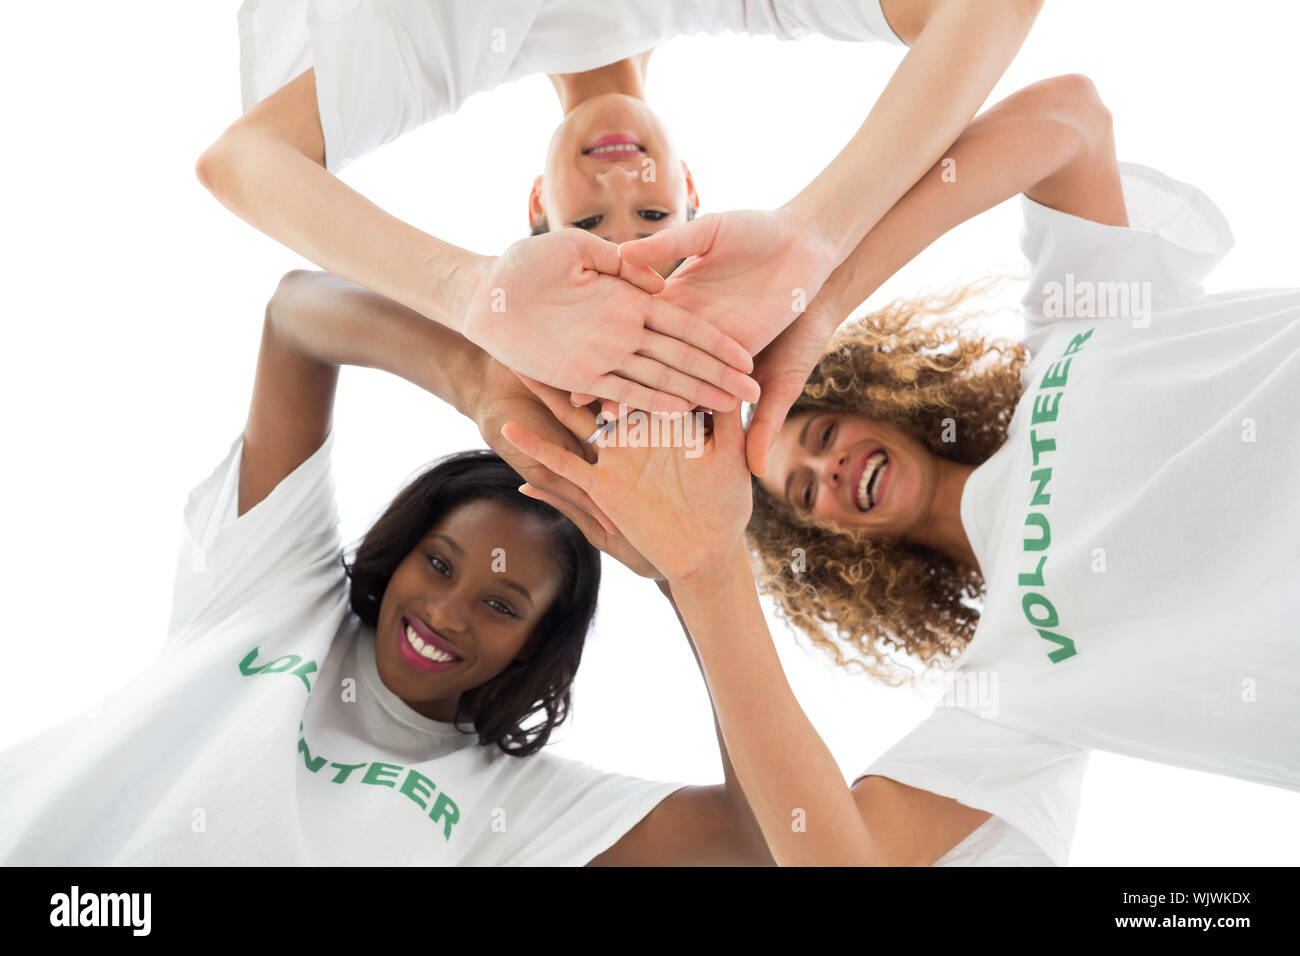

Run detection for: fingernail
[[571, 395, 582, 406]]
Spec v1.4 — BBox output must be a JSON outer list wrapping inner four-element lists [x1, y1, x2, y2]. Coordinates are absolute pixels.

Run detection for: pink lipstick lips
[[397, 614, 464, 673], [583, 133, 645, 159]]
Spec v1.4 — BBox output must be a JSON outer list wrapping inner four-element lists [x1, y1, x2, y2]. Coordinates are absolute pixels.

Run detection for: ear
[[680, 160, 700, 213], [528, 175, 545, 230]]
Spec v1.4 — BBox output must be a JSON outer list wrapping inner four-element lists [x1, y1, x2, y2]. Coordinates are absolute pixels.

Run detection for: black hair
[[342, 449, 601, 757]]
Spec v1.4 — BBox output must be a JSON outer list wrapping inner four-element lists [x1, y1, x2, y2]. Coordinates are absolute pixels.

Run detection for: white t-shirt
[[865, 162, 1300, 864], [237, 0, 904, 171], [0, 432, 684, 865]]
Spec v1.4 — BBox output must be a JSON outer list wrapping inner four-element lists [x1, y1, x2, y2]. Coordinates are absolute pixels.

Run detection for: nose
[[808, 448, 850, 490], [424, 591, 469, 634]]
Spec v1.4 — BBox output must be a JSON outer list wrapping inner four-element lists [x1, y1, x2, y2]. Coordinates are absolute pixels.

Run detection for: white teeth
[[404, 621, 458, 664], [855, 452, 888, 511], [588, 144, 640, 154]]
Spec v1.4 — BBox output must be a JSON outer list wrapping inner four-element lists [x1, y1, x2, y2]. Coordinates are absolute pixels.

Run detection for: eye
[[572, 215, 602, 230], [485, 598, 518, 618], [821, 423, 834, 449], [802, 479, 814, 511], [639, 210, 668, 221], [426, 553, 451, 576]]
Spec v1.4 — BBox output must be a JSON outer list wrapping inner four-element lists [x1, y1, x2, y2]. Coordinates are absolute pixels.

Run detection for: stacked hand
[[572, 208, 844, 476], [500, 374, 755, 585], [457, 229, 761, 416]]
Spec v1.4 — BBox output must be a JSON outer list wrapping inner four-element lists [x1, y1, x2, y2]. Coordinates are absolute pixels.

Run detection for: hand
[[457, 230, 759, 415], [745, 291, 843, 477], [500, 372, 665, 579], [470, 357, 618, 537], [615, 208, 839, 359], [502, 377, 754, 585]]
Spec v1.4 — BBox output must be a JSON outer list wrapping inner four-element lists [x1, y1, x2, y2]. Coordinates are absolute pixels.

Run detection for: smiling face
[[373, 499, 564, 723], [531, 93, 697, 276], [758, 409, 943, 539]]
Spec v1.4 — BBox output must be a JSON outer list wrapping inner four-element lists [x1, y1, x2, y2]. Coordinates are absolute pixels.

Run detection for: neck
[[907, 458, 979, 574], [404, 694, 460, 724], [548, 52, 651, 114]]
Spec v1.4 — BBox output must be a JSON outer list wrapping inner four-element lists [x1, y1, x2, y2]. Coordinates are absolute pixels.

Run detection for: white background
[[1, 1, 1296, 865]]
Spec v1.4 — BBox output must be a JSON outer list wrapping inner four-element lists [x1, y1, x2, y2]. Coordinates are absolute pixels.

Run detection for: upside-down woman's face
[[532, 93, 697, 276], [374, 499, 563, 723], [759, 410, 941, 539]]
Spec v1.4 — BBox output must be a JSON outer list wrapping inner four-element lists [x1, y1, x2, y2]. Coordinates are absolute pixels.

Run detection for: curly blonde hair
[[746, 280, 1027, 686]]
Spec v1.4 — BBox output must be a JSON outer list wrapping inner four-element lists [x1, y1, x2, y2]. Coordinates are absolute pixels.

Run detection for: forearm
[[267, 271, 488, 418], [655, 578, 774, 865], [815, 74, 1111, 318], [785, 0, 1042, 263], [198, 126, 483, 333], [668, 543, 881, 866]]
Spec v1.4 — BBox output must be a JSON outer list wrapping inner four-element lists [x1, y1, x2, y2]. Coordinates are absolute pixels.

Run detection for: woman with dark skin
[[232, 269, 775, 865]]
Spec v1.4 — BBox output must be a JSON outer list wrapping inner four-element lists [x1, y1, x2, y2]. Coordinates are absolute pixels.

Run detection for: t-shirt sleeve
[[238, 0, 466, 173], [857, 706, 1090, 866], [1019, 162, 1235, 347], [487, 754, 687, 866], [164, 431, 342, 651]]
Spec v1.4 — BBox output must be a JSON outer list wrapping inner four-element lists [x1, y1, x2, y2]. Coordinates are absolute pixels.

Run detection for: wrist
[[779, 186, 855, 268], [668, 538, 752, 599], [458, 350, 496, 422], [426, 251, 493, 336]]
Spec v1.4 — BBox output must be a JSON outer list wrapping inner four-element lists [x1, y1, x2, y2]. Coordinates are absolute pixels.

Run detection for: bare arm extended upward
[[503, 76, 1129, 865], [197, 71, 757, 417], [606, 0, 1045, 445], [744, 73, 1129, 475]]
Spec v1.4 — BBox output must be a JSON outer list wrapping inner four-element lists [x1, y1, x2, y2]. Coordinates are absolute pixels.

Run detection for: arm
[[810, 73, 1126, 322], [239, 269, 485, 515], [588, 578, 774, 866], [745, 73, 1127, 474], [247, 270, 620, 530], [669, 539, 988, 866], [198, 71, 757, 415], [786, 0, 1046, 260], [611, 0, 1043, 373], [501, 401, 993, 865]]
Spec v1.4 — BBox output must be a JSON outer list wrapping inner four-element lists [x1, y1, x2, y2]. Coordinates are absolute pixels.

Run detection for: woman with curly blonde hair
[[748, 290, 1026, 685], [508, 72, 1299, 866]]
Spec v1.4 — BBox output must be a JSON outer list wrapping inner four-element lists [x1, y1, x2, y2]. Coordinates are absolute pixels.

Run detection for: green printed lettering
[[361, 762, 402, 789], [430, 792, 460, 841], [262, 654, 301, 674], [1022, 592, 1060, 629], [399, 770, 437, 811], [1029, 430, 1056, 467], [1023, 512, 1051, 552], [1018, 554, 1047, 588], [1028, 467, 1052, 506], [292, 659, 317, 692], [328, 762, 368, 784], [1062, 327, 1095, 356], [1040, 357, 1072, 390], [1037, 629, 1078, 663], [239, 647, 265, 676], [298, 737, 327, 773], [1031, 391, 1063, 425]]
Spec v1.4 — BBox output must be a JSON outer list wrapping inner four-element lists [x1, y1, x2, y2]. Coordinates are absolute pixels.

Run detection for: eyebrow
[[431, 533, 536, 608], [782, 416, 816, 507]]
